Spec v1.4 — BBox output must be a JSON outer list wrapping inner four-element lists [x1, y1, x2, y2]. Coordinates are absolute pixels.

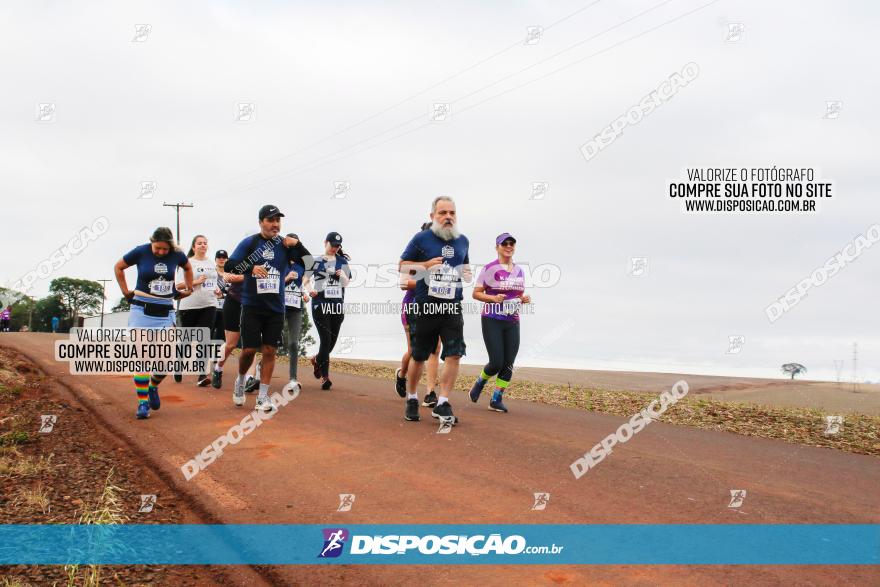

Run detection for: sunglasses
[[500, 240, 516, 247]]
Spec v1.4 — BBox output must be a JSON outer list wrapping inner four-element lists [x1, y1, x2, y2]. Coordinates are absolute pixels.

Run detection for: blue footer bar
[[0, 525, 877, 565]]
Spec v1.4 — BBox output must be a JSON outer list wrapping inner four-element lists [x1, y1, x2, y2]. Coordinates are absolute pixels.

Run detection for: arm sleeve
[[475, 264, 487, 288], [122, 246, 142, 266], [225, 238, 251, 275], [400, 234, 422, 261]]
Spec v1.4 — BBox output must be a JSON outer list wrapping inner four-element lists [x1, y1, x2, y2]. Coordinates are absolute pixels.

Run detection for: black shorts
[[240, 305, 284, 349], [411, 303, 466, 362], [222, 296, 242, 333]]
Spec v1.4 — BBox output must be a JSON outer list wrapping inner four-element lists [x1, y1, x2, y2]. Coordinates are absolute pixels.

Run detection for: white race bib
[[324, 281, 342, 299], [202, 278, 215, 290], [502, 298, 522, 316], [428, 264, 456, 300], [149, 278, 174, 296], [285, 286, 302, 308], [256, 268, 280, 294]]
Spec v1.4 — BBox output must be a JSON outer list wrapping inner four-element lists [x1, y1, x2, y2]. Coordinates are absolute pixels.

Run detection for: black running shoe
[[404, 398, 420, 421], [211, 369, 222, 389], [244, 376, 259, 393], [422, 390, 438, 408], [321, 378, 332, 390], [431, 401, 458, 425], [394, 368, 407, 398], [489, 399, 509, 413], [310, 356, 320, 379], [196, 376, 211, 387], [173, 373, 182, 383]]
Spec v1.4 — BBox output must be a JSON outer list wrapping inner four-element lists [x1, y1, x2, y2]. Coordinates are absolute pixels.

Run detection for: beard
[[430, 220, 460, 241]]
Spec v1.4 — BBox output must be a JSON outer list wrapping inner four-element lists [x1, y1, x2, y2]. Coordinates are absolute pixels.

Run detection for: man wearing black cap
[[226, 205, 312, 412], [211, 249, 229, 344]]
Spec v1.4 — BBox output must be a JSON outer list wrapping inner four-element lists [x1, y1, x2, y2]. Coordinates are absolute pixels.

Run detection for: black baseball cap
[[259, 204, 285, 220], [215, 250, 228, 259], [326, 232, 342, 246]]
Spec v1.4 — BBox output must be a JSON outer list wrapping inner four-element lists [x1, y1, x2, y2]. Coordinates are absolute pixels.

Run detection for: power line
[[190, 0, 608, 198], [228, 0, 720, 191]]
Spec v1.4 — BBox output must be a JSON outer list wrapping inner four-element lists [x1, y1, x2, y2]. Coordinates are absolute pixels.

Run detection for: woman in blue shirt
[[306, 232, 350, 390], [114, 227, 193, 419]]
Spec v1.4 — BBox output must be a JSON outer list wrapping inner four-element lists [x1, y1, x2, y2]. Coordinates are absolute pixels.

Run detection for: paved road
[[7, 334, 879, 586]]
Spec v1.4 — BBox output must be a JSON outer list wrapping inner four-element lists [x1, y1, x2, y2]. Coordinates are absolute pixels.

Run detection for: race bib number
[[149, 279, 174, 296], [429, 264, 456, 300], [324, 282, 342, 299], [202, 278, 215, 290], [502, 298, 522, 316], [256, 268, 280, 294], [285, 286, 302, 308]]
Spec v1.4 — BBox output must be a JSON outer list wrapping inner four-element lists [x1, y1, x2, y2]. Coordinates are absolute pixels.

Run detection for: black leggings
[[312, 304, 345, 378], [481, 316, 520, 383], [178, 306, 216, 377]]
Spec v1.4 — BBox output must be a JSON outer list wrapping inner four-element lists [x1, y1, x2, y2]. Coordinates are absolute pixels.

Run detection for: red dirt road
[[7, 334, 879, 586]]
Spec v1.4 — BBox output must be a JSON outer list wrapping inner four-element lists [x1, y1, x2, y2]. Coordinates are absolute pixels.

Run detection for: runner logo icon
[[441, 245, 455, 258], [154, 263, 168, 274], [318, 528, 349, 558]]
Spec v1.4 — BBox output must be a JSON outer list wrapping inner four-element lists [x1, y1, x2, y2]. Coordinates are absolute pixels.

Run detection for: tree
[[49, 277, 104, 326], [781, 363, 807, 380], [111, 296, 131, 312], [299, 307, 317, 357], [0, 287, 36, 332], [32, 295, 66, 332], [276, 308, 317, 358]]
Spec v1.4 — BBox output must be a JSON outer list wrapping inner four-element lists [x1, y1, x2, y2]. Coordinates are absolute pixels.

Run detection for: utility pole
[[852, 342, 859, 392], [162, 202, 194, 243], [833, 360, 844, 388], [97, 279, 112, 327]]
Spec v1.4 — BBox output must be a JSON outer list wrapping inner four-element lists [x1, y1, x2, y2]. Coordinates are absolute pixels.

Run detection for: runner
[[283, 233, 309, 391], [307, 232, 351, 390], [177, 235, 219, 387], [469, 233, 530, 413], [1, 307, 11, 331], [225, 205, 311, 411], [113, 226, 193, 419], [395, 222, 441, 406], [212, 252, 244, 389], [212, 249, 228, 342], [398, 196, 470, 424]]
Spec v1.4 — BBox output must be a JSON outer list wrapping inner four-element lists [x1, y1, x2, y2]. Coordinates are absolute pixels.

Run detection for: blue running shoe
[[489, 391, 508, 413], [147, 385, 160, 410], [469, 378, 487, 403], [136, 402, 150, 419]]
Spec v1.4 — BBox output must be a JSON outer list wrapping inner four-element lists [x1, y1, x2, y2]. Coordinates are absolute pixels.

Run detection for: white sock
[[215, 363, 223, 372], [437, 396, 449, 405], [407, 393, 418, 401], [259, 383, 269, 398], [236, 374, 245, 387]]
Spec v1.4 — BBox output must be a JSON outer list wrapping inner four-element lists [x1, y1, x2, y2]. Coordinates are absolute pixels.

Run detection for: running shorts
[[240, 305, 284, 349], [411, 303, 466, 361], [222, 296, 242, 333]]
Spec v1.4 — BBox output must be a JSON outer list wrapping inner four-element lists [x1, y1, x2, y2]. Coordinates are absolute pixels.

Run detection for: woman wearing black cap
[[306, 232, 351, 390]]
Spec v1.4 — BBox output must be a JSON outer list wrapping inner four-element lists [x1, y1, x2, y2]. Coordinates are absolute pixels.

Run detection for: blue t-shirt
[[400, 229, 469, 303], [227, 234, 298, 314], [284, 261, 305, 310], [122, 244, 189, 301], [310, 255, 351, 311]]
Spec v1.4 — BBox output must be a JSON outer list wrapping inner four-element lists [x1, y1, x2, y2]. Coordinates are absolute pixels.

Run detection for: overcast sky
[[2, 0, 877, 381]]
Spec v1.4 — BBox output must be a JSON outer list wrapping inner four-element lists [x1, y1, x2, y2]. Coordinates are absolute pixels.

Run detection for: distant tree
[[0, 287, 34, 331], [276, 308, 317, 358], [111, 296, 131, 312], [781, 363, 807, 380], [49, 277, 104, 326], [32, 295, 66, 332]]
